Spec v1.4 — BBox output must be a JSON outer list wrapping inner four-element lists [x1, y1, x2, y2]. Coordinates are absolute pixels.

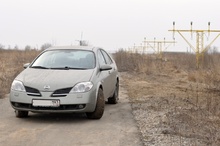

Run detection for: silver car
[[10, 46, 119, 119]]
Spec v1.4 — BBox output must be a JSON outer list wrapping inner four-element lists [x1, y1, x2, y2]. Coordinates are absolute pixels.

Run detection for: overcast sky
[[0, 0, 220, 52]]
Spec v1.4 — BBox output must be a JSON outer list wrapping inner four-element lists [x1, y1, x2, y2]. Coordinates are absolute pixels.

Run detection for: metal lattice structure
[[169, 22, 220, 68], [143, 37, 176, 59], [130, 38, 176, 59]]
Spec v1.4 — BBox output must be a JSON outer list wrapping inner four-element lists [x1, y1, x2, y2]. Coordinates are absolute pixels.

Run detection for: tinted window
[[31, 50, 95, 69]]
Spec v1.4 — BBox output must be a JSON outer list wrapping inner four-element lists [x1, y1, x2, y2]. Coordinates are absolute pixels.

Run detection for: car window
[[97, 50, 106, 66], [101, 50, 113, 65], [31, 50, 95, 69]]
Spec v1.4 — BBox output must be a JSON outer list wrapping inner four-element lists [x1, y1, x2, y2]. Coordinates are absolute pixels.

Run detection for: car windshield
[[31, 50, 96, 70]]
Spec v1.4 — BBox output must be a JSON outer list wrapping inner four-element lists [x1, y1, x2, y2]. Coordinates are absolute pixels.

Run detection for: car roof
[[46, 46, 97, 51]]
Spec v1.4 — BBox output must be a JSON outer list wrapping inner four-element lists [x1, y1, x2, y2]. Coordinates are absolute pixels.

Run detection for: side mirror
[[23, 63, 30, 69], [100, 65, 112, 71]]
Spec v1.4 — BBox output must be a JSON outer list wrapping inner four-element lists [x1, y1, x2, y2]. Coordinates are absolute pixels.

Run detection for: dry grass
[[115, 50, 220, 86], [0, 49, 40, 98], [115, 50, 220, 145]]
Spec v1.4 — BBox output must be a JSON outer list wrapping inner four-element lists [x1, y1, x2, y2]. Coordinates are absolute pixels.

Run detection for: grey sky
[[0, 0, 220, 52]]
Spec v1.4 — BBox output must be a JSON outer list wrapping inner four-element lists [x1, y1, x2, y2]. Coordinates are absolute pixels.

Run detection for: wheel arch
[[94, 81, 104, 101]]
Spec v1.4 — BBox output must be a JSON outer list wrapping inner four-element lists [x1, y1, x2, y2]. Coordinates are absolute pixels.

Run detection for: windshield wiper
[[50, 66, 87, 70], [67, 67, 87, 70], [31, 66, 49, 69]]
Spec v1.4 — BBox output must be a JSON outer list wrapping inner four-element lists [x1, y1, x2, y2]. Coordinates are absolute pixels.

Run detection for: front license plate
[[32, 100, 60, 107]]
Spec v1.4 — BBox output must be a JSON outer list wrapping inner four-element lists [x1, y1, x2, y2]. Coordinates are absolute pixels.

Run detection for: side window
[[101, 50, 113, 65], [98, 50, 106, 66]]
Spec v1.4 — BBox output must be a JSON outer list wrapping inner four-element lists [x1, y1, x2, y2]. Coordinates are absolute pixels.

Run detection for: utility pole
[[169, 22, 220, 68]]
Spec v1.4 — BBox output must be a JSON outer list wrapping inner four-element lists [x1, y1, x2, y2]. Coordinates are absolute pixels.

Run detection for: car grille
[[51, 87, 72, 97], [24, 86, 72, 97], [25, 86, 41, 97]]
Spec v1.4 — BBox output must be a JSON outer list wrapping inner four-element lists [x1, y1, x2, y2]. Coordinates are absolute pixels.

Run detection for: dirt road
[[0, 86, 143, 146]]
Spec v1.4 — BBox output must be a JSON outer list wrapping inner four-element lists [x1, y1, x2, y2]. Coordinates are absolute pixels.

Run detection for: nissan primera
[[10, 46, 119, 119]]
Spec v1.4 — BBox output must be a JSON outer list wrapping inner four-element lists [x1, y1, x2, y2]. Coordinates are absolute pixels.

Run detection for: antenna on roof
[[81, 31, 83, 41], [75, 31, 89, 46], [78, 31, 84, 46]]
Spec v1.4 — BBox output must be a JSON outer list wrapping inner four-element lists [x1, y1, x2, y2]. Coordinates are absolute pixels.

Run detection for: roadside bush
[[114, 49, 155, 74], [114, 50, 220, 86], [0, 49, 40, 98]]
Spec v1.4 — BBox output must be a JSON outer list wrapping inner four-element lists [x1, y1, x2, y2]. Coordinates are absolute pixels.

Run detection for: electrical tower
[[169, 22, 220, 68], [143, 37, 176, 59]]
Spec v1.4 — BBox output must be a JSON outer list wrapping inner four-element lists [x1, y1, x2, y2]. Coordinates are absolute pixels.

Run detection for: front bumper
[[9, 89, 97, 113]]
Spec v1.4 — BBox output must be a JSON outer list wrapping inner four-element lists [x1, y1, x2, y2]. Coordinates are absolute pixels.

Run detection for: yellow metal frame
[[143, 38, 176, 59], [169, 22, 220, 68]]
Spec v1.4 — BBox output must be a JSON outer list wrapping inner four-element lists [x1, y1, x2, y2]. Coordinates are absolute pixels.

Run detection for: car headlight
[[70, 82, 93, 93], [11, 80, 26, 92]]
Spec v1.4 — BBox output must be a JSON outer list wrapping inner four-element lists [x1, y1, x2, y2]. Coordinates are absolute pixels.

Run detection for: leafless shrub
[[115, 50, 220, 86], [114, 49, 165, 74], [41, 43, 52, 50]]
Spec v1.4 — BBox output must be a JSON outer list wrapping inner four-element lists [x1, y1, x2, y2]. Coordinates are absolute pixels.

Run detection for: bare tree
[[41, 43, 52, 50], [25, 45, 32, 51], [0, 44, 5, 50], [14, 45, 19, 50]]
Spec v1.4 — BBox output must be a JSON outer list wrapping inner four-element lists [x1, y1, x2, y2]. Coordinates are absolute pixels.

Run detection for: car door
[[97, 49, 116, 99]]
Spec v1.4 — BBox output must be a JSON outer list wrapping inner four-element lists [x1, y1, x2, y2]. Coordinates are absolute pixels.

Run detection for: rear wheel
[[86, 88, 105, 119], [108, 81, 119, 104], [15, 110, 28, 118]]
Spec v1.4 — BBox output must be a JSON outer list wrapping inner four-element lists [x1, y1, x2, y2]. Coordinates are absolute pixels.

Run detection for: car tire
[[86, 88, 105, 119], [108, 81, 119, 104], [15, 110, 28, 118]]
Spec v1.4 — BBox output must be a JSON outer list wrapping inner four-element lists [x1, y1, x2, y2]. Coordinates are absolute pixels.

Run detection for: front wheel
[[15, 110, 28, 118], [86, 88, 105, 119]]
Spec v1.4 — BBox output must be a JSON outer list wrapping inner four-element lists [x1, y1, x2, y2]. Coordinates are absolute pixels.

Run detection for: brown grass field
[[0, 49, 40, 98], [115, 50, 220, 145], [1, 48, 220, 145]]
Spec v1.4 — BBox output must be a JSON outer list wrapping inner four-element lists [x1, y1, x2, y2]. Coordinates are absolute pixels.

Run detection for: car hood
[[16, 68, 95, 91]]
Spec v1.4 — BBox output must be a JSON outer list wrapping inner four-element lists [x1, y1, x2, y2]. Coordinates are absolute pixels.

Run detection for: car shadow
[[23, 112, 89, 124]]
